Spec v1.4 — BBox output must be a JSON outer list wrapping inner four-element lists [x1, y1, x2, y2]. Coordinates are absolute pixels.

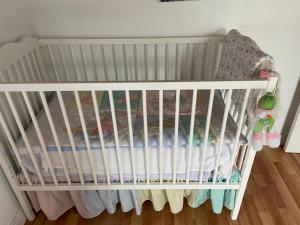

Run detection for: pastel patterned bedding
[[70, 90, 217, 147], [15, 90, 247, 183]]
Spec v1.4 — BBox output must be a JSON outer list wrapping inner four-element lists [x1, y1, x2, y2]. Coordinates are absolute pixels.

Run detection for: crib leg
[[0, 145, 35, 221], [231, 145, 256, 220], [14, 191, 36, 221]]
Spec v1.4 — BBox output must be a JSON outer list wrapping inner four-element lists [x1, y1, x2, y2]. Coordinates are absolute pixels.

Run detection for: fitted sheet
[[20, 142, 235, 183]]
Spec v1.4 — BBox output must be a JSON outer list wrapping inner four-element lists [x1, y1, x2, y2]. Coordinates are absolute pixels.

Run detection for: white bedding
[[21, 143, 234, 183]]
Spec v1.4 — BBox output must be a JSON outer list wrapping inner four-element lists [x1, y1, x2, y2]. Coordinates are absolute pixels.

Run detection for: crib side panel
[[38, 36, 223, 82], [0, 80, 269, 188], [0, 37, 45, 173]]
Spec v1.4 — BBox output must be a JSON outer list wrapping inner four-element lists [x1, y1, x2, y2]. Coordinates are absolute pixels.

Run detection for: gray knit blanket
[[215, 29, 275, 127]]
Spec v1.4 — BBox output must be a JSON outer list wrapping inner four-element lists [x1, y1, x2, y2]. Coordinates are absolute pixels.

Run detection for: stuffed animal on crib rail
[[252, 92, 281, 151]]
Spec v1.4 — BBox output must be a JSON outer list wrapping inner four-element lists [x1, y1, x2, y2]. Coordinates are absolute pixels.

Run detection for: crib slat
[[0, 96, 17, 139], [186, 89, 197, 184], [224, 90, 230, 105], [122, 45, 128, 81], [112, 45, 119, 81], [172, 89, 180, 184], [190, 44, 196, 80], [90, 45, 98, 81], [34, 47, 48, 81], [0, 109, 32, 185], [30, 51, 43, 82], [199, 89, 215, 184], [175, 44, 181, 80], [185, 43, 191, 80], [5, 68, 30, 125], [90, 45, 99, 81], [144, 45, 148, 81], [20, 60, 39, 111], [227, 89, 250, 184], [230, 104, 235, 118], [57, 91, 84, 185], [5, 92, 45, 185], [213, 89, 232, 184], [133, 45, 138, 81], [242, 115, 248, 136], [165, 44, 169, 80], [238, 126, 252, 170], [159, 89, 163, 184], [233, 109, 239, 122], [101, 45, 108, 81], [39, 91, 71, 185], [69, 45, 80, 81], [214, 41, 223, 77], [25, 55, 37, 82], [142, 90, 149, 184], [79, 45, 89, 81], [108, 90, 124, 184], [238, 132, 252, 170], [221, 89, 225, 99], [21, 58, 34, 82], [48, 45, 60, 81], [58, 45, 68, 81], [74, 91, 97, 185], [125, 90, 137, 184], [22, 91, 58, 185], [0, 70, 20, 137], [155, 44, 159, 80], [91, 91, 111, 184]]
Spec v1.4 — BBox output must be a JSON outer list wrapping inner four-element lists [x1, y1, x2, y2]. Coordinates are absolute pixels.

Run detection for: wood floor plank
[[24, 221, 34, 225], [285, 154, 300, 178], [32, 212, 47, 225]]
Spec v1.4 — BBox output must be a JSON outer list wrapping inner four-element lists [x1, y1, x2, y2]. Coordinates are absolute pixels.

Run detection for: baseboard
[[10, 208, 26, 225]]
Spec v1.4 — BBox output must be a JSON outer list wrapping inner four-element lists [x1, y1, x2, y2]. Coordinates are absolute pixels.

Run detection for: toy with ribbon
[[252, 92, 281, 151]]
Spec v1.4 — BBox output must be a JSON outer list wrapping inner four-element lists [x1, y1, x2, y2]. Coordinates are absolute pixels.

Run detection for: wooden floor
[[25, 148, 300, 225]]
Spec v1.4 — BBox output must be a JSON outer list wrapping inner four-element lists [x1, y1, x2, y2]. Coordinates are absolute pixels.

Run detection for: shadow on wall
[[281, 75, 300, 144]]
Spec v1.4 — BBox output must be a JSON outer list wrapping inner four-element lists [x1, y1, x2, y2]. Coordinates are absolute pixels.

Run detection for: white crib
[[0, 35, 277, 221]]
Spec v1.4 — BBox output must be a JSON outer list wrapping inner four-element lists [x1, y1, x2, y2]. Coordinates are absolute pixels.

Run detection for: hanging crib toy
[[252, 92, 281, 151]]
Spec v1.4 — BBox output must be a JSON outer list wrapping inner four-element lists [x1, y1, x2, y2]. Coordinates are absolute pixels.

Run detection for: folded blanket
[[215, 29, 277, 127]]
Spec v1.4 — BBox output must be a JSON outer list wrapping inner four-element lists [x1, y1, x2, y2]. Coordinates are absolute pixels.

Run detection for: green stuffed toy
[[252, 92, 280, 151]]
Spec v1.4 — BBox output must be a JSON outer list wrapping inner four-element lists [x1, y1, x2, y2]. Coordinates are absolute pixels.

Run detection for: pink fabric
[[259, 69, 271, 79], [266, 132, 278, 139], [253, 133, 263, 140]]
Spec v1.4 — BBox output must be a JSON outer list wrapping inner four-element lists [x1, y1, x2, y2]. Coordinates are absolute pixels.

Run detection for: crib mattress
[[15, 90, 246, 182], [20, 142, 234, 183]]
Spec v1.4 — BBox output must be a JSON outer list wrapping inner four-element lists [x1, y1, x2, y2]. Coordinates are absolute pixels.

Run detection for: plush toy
[[252, 92, 281, 151]]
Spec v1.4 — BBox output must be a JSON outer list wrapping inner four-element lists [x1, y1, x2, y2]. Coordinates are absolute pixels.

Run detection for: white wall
[[18, 0, 300, 140], [0, 170, 20, 225], [0, 0, 34, 224]]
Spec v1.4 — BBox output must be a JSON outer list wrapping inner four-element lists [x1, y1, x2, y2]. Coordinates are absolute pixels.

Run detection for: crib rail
[[0, 80, 269, 91]]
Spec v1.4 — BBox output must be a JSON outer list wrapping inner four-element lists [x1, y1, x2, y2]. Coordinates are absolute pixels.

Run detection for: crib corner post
[[0, 144, 35, 221], [266, 76, 278, 93], [231, 144, 257, 220], [14, 190, 36, 222]]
